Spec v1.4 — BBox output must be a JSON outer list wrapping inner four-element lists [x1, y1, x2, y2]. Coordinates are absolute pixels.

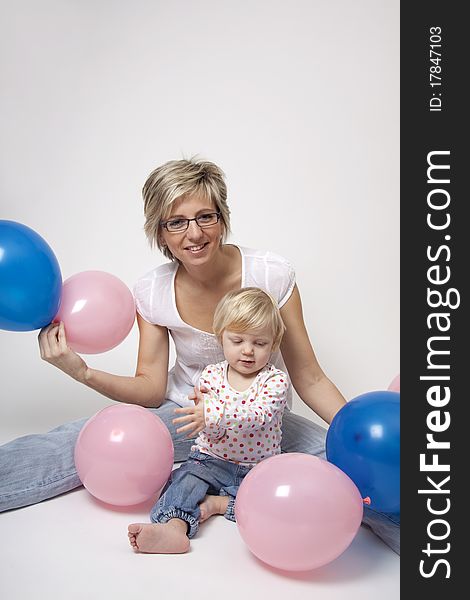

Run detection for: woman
[[0, 158, 399, 554]]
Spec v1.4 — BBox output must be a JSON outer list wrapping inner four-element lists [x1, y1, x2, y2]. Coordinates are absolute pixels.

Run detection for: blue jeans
[[0, 402, 399, 553], [152, 449, 251, 538]]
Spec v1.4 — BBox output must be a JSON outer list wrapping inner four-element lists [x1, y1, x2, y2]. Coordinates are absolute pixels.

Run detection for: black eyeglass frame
[[160, 211, 222, 233]]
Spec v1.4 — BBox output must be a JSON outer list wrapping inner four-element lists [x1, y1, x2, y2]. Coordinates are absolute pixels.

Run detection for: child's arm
[[172, 366, 226, 439], [213, 372, 289, 432]]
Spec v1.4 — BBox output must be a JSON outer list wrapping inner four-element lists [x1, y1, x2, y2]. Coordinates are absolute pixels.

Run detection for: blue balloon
[[326, 390, 400, 513], [0, 220, 62, 331]]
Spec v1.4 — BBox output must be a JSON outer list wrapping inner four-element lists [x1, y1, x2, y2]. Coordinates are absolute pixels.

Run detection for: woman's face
[[159, 193, 224, 265]]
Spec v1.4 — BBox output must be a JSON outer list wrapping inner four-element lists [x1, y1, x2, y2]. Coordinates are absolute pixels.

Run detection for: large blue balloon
[[326, 391, 400, 514], [0, 220, 62, 331]]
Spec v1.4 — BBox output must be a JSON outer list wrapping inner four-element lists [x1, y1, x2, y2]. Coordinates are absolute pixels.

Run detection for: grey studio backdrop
[[0, 1, 399, 440]]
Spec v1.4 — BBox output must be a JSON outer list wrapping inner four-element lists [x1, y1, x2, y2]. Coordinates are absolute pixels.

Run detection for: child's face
[[221, 327, 274, 376]]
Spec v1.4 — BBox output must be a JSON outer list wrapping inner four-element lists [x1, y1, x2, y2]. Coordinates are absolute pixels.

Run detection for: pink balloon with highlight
[[75, 404, 174, 506], [54, 270, 135, 354], [235, 453, 363, 571], [388, 374, 400, 392]]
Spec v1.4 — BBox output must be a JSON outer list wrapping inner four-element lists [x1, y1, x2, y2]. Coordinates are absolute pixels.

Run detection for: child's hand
[[172, 385, 209, 438], [187, 384, 207, 406]]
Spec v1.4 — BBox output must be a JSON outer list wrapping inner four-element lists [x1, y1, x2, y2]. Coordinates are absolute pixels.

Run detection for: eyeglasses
[[161, 212, 221, 233]]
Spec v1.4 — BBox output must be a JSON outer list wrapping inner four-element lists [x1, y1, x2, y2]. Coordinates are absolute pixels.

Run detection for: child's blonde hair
[[213, 287, 286, 351]]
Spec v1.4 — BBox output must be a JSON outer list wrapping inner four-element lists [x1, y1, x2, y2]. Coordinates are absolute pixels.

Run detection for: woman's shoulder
[[238, 245, 293, 268], [134, 261, 177, 287], [238, 246, 296, 307], [133, 261, 177, 324]]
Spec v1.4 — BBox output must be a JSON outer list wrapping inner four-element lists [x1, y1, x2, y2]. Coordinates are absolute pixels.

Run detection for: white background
[[0, 0, 399, 435]]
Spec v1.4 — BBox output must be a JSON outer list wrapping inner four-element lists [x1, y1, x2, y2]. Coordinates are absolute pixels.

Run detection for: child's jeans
[[151, 448, 252, 538]]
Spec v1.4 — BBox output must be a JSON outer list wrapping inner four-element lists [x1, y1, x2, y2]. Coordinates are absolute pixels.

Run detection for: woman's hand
[[38, 322, 89, 383], [172, 385, 208, 438]]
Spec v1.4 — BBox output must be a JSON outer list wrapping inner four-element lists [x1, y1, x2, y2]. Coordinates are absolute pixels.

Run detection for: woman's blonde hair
[[213, 287, 286, 352], [142, 157, 231, 260]]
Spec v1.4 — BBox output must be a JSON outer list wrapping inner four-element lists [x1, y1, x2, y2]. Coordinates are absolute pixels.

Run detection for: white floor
[[0, 476, 399, 600]]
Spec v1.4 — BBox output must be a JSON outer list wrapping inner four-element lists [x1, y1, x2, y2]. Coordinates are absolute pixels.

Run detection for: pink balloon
[[235, 453, 363, 571], [75, 404, 174, 506], [388, 373, 400, 392], [54, 270, 135, 354]]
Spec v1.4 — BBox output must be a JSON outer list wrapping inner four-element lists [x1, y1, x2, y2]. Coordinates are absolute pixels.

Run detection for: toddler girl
[[128, 287, 288, 553]]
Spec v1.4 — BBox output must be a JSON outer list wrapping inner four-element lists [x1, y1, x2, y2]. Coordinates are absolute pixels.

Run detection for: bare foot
[[127, 519, 190, 554], [199, 495, 230, 523]]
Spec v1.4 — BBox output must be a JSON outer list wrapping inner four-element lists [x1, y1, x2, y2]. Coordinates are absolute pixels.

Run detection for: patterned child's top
[[192, 360, 288, 467]]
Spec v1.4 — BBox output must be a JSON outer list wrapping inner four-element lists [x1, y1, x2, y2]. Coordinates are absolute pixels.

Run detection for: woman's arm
[[280, 285, 346, 424], [38, 313, 169, 408]]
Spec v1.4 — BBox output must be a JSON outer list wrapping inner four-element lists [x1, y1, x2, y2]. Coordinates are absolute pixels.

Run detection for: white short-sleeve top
[[133, 245, 295, 408]]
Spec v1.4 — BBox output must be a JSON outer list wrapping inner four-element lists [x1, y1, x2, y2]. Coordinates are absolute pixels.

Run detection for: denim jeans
[[0, 402, 399, 554], [152, 448, 251, 538]]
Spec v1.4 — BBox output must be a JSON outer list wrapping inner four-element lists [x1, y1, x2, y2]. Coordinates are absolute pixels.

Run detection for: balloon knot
[[363, 496, 371, 505]]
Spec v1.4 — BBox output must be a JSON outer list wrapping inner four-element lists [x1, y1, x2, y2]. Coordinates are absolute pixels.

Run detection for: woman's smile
[[184, 242, 210, 255]]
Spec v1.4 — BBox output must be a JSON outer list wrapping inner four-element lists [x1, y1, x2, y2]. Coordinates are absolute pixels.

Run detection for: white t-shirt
[[133, 245, 295, 408]]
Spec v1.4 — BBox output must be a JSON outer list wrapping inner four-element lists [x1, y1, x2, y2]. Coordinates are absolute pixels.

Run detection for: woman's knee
[[281, 410, 327, 457]]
